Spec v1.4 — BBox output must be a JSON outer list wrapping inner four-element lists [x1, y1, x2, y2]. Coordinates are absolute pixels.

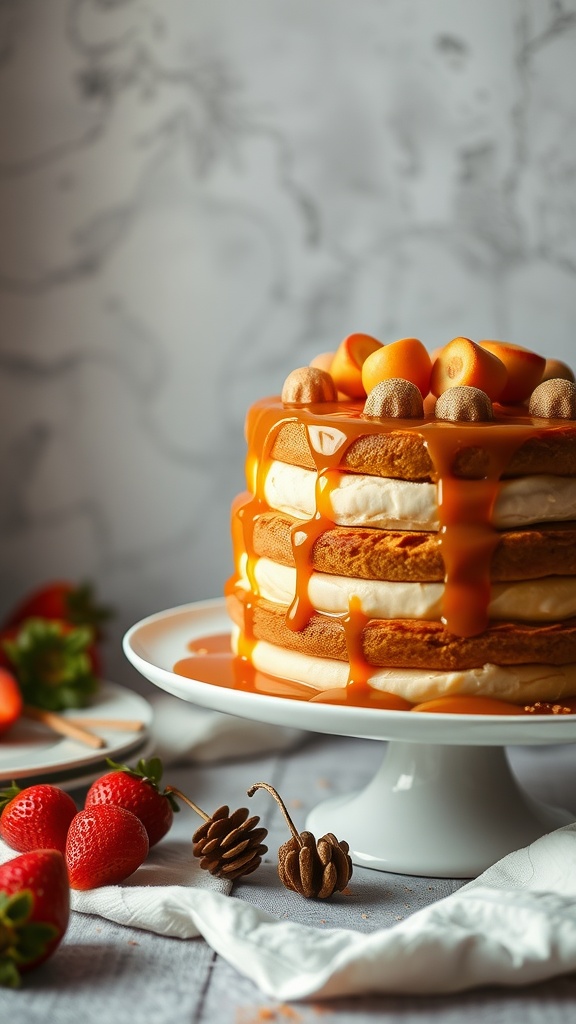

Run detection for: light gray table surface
[[2, 729, 576, 1023]]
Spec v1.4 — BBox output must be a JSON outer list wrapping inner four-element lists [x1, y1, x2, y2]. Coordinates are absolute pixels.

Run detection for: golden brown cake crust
[[252, 511, 576, 582], [269, 420, 576, 481], [227, 591, 576, 671]]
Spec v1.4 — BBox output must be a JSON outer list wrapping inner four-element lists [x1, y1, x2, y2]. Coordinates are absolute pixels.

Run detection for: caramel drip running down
[[287, 424, 359, 634], [341, 594, 372, 698], [228, 410, 298, 662], [287, 470, 342, 630], [421, 421, 540, 637], [230, 496, 256, 664], [287, 513, 325, 631]]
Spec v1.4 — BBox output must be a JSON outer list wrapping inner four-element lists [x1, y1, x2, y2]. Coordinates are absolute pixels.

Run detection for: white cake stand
[[124, 598, 576, 878]]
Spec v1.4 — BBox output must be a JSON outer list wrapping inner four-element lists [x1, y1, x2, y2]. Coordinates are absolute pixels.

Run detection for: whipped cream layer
[[230, 627, 576, 703], [239, 555, 576, 623], [262, 461, 576, 531]]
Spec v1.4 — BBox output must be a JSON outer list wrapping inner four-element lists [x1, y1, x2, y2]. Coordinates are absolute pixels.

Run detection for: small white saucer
[[0, 681, 153, 788]]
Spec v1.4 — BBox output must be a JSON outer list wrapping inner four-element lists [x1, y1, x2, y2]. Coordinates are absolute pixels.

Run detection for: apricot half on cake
[[361, 337, 432, 398], [430, 336, 507, 400], [479, 340, 546, 404], [330, 333, 383, 399], [309, 351, 335, 374]]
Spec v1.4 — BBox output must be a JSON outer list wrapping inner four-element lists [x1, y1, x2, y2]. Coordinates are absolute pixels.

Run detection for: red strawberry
[[0, 668, 23, 736], [4, 581, 112, 636], [0, 783, 77, 855], [65, 805, 149, 889], [0, 849, 70, 987], [85, 757, 178, 847]]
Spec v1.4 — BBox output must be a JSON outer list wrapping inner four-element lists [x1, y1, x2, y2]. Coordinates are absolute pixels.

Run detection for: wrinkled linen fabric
[[147, 692, 305, 764], [2, 824, 576, 998]]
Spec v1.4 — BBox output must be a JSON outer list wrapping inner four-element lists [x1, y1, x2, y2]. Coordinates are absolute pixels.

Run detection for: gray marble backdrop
[[1, 0, 575, 690]]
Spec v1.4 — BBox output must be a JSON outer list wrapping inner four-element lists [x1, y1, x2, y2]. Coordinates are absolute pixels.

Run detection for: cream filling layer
[[230, 627, 576, 703], [238, 555, 576, 623], [262, 461, 576, 531]]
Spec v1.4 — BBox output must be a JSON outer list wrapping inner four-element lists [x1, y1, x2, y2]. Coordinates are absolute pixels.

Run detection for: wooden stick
[[22, 706, 106, 750], [69, 718, 145, 732]]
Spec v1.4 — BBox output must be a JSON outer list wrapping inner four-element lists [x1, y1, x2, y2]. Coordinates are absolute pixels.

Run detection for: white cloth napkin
[[2, 824, 576, 998], [147, 693, 305, 765]]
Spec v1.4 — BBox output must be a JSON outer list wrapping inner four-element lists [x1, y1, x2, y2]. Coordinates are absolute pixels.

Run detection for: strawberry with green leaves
[[66, 805, 149, 889], [0, 579, 113, 711], [85, 757, 178, 847], [0, 783, 77, 855], [1, 618, 98, 711], [0, 849, 70, 987]]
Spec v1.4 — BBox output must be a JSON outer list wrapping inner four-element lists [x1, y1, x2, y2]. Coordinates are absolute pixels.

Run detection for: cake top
[[279, 334, 576, 423]]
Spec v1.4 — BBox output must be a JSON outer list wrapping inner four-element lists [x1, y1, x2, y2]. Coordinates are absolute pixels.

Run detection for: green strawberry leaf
[[2, 618, 98, 711], [0, 891, 33, 928], [0, 889, 58, 972], [105, 756, 180, 813], [13, 921, 58, 963], [66, 582, 114, 634], [0, 957, 21, 988], [0, 782, 21, 814]]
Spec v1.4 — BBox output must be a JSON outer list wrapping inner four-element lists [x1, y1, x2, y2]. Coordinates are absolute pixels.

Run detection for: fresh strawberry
[[0, 668, 23, 736], [4, 581, 112, 637], [1, 618, 98, 711], [65, 805, 149, 889], [85, 757, 178, 847], [0, 849, 70, 987], [0, 783, 77, 855]]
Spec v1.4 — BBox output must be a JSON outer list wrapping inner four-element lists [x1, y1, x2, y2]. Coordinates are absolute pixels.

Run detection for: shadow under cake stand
[[123, 598, 575, 878]]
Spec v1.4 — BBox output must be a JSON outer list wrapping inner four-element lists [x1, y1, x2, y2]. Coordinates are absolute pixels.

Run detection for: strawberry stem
[[106, 757, 180, 813], [165, 786, 210, 822]]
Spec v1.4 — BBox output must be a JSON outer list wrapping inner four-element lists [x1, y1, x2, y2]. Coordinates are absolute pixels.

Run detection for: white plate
[[0, 681, 153, 786], [123, 599, 576, 747]]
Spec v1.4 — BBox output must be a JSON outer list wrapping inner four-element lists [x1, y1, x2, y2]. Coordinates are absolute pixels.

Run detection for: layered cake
[[226, 334, 576, 712]]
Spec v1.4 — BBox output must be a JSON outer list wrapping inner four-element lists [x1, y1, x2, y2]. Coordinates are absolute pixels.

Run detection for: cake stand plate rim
[[122, 599, 576, 747]]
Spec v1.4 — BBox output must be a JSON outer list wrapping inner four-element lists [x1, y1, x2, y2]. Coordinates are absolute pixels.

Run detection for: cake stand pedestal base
[[306, 740, 573, 878]]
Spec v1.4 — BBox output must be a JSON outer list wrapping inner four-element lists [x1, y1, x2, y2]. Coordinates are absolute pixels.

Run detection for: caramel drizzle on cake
[[421, 419, 549, 637], [227, 395, 576, 697]]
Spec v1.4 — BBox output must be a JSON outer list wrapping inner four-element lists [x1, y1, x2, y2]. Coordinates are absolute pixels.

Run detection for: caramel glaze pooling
[[225, 396, 575, 702]]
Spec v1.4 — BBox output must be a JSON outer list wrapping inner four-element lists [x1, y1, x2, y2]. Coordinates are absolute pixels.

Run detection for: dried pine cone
[[278, 829, 353, 899], [248, 782, 353, 899], [167, 787, 268, 881], [193, 804, 268, 879]]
